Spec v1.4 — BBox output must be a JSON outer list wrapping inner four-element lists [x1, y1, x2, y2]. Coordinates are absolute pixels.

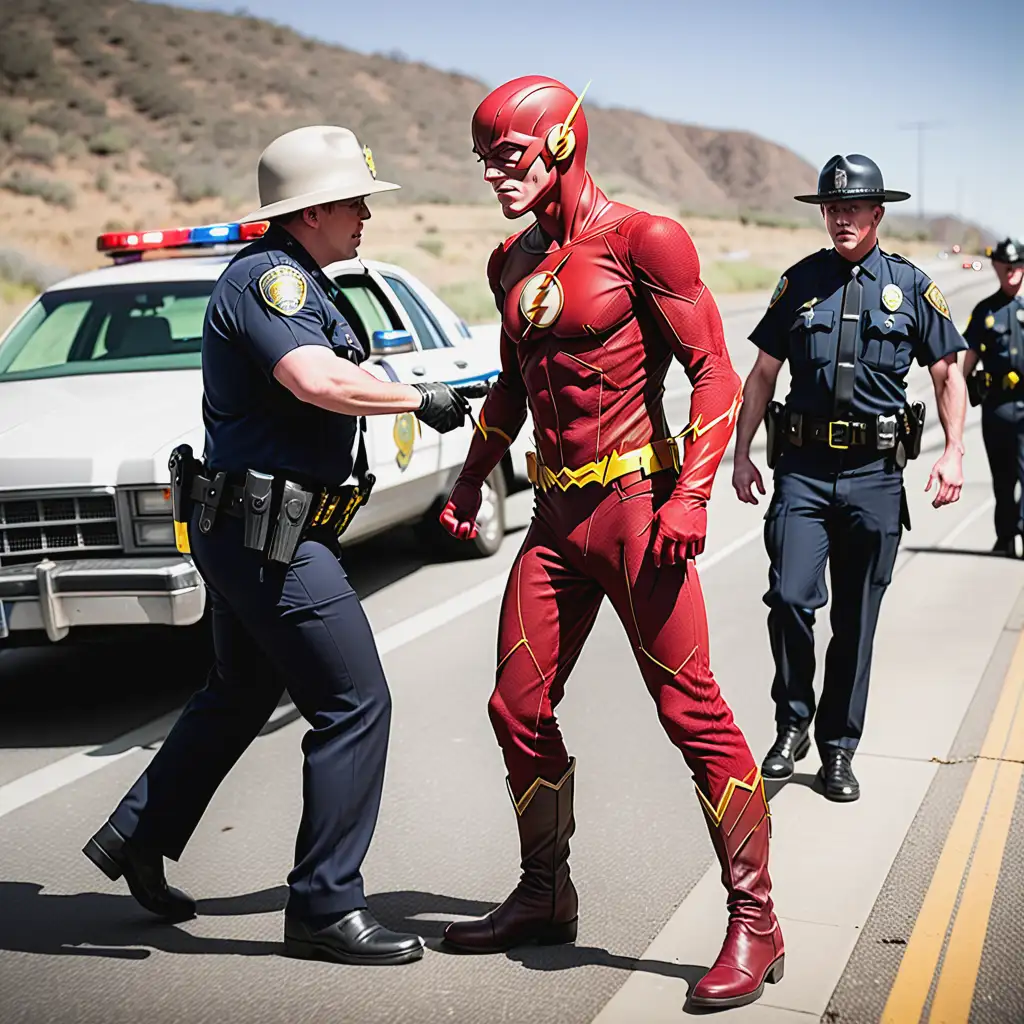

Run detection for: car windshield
[[0, 281, 215, 382]]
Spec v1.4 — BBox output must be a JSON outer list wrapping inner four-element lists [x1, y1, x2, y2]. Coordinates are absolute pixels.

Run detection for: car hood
[[0, 371, 205, 489]]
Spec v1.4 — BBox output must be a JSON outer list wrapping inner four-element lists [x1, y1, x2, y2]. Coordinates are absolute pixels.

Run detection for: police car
[[0, 221, 526, 645]]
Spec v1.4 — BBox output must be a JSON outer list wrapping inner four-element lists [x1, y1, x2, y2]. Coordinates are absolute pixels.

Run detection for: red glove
[[650, 500, 707, 568], [439, 479, 483, 541]]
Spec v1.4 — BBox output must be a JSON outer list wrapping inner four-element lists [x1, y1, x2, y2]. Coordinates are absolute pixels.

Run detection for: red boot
[[443, 759, 578, 953], [689, 771, 784, 1010]]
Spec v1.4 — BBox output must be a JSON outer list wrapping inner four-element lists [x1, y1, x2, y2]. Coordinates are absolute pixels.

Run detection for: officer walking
[[731, 154, 967, 802], [83, 125, 470, 965], [963, 237, 1024, 557]]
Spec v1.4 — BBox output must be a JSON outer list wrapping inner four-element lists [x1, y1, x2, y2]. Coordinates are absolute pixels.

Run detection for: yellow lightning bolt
[[522, 251, 572, 340], [551, 80, 591, 161]]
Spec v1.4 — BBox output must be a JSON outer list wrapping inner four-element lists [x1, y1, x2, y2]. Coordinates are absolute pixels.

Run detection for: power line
[[898, 121, 944, 228]]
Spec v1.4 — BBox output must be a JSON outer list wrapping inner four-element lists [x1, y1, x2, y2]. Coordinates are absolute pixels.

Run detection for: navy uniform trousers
[[981, 399, 1024, 542], [763, 447, 904, 753], [109, 507, 391, 923]]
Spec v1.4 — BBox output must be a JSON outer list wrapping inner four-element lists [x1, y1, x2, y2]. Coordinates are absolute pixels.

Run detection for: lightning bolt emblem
[[520, 251, 572, 339]]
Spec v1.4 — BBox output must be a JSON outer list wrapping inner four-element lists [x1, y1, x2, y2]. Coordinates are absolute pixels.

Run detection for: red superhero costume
[[439, 76, 783, 1009]]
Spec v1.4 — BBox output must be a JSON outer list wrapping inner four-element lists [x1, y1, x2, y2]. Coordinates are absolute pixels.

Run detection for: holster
[[764, 401, 784, 469], [966, 371, 990, 408], [168, 444, 196, 554], [902, 401, 926, 461]]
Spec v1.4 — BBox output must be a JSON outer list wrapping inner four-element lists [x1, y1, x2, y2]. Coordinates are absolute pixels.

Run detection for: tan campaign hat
[[240, 125, 400, 223]]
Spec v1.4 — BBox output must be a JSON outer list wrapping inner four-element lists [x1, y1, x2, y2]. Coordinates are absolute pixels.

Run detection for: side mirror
[[371, 329, 416, 356]]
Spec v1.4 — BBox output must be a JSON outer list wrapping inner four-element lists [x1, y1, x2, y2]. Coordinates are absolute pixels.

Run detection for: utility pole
[[898, 121, 944, 233]]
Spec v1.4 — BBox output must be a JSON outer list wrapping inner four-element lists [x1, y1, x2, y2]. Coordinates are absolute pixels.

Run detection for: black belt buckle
[[828, 420, 851, 450], [266, 480, 314, 563], [242, 470, 274, 552], [197, 470, 227, 535]]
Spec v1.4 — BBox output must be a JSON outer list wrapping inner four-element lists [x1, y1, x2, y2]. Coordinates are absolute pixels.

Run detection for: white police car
[[0, 221, 524, 645]]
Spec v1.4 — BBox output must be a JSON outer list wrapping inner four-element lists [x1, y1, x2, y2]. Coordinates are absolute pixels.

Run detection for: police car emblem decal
[[768, 275, 788, 309], [986, 314, 996, 329], [881, 284, 903, 312], [393, 412, 417, 470], [520, 270, 565, 329], [363, 145, 376, 179], [258, 266, 307, 316], [924, 281, 950, 319]]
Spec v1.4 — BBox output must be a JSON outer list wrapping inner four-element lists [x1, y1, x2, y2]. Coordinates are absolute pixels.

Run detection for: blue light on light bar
[[188, 223, 240, 244]]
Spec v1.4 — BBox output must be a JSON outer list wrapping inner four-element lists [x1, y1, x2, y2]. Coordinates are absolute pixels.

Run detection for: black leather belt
[[190, 474, 245, 518], [784, 410, 896, 451]]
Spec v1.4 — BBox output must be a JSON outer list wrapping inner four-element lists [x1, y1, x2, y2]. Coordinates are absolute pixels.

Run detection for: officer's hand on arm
[[732, 351, 783, 504], [412, 382, 471, 434], [925, 354, 966, 508]]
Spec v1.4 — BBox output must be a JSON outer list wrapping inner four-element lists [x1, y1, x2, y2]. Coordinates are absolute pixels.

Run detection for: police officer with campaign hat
[[963, 237, 1024, 557], [731, 154, 968, 802], [82, 125, 470, 965]]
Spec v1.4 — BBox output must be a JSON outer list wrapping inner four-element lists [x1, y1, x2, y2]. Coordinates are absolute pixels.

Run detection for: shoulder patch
[[768, 275, 788, 309], [258, 265, 307, 316], [923, 281, 950, 319]]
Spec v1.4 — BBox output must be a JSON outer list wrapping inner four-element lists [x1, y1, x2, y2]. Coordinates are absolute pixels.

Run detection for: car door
[[328, 270, 443, 539]]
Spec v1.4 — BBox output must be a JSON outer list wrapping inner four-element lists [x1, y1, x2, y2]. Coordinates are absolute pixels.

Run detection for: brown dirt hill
[[0, 0, 821, 216]]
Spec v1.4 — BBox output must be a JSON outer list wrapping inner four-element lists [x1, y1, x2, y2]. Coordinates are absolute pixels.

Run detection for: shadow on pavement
[[902, 545, 1015, 560], [509, 941, 707, 986], [0, 882, 280, 959], [764, 770, 822, 802]]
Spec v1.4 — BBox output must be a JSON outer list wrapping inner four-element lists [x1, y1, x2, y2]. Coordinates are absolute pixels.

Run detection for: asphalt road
[[0, 257, 1016, 1024]]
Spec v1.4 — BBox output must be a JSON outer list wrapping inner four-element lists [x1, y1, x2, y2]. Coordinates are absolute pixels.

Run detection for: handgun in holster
[[242, 470, 274, 553], [168, 444, 196, 554], [902, 400, 927, 461], [764, 401, 784, 469]]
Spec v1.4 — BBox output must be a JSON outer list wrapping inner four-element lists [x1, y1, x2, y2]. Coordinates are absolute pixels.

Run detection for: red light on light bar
[[240, 221, 269, 240], [97, 228, 191, 252]]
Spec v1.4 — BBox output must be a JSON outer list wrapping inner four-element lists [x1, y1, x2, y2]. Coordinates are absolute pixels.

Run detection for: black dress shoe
[[83, 821, 196, 923], [817, 749, 860, 802], [284, 908, 425, 966], [761, 724, 811, 780], [993, 537, 1021, 558]]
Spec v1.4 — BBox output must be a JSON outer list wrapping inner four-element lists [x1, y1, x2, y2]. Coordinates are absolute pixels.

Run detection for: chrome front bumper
[[0, 556, 206, 642]]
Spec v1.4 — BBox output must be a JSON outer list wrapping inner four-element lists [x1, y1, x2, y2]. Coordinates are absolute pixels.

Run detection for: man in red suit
[[439, 75, 783, 1010]]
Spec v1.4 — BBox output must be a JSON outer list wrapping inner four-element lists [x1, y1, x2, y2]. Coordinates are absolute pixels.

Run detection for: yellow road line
[[881, 628, 1024, 1024], [927, 654, 1024, 1023]]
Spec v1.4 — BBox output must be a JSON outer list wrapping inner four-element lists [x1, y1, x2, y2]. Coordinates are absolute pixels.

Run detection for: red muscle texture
[[623, 213, 743, 506]]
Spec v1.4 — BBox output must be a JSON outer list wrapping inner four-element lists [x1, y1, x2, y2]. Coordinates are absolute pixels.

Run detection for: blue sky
[[170, 0, 1019, 238]]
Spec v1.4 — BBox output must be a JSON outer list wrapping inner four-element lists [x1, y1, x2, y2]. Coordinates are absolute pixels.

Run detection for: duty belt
[[526, 436, 679, 492], [782, 410, 897, 452]]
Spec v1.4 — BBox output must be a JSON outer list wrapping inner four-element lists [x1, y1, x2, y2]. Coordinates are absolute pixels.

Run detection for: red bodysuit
[[440, 76, 782, 1008]]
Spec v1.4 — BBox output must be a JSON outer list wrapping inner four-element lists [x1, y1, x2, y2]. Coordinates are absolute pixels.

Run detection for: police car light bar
[[96, 221, 269, 255]]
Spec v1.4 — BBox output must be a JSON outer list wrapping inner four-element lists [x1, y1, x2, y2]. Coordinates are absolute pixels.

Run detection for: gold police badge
[[881, 284, 903, 312], [363, 145, 376, 179], [258, 265, 307, 316], [768, 275, 788, 309], [985, 314, 996, 329], [393, 412, 418, 470], [923, 281, 950, 319]]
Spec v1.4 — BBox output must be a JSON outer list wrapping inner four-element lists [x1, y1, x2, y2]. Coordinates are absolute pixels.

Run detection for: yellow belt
[[526, 436, 679, 492]]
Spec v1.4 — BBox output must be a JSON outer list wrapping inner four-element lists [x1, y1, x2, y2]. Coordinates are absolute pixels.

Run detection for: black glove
[[412, 382, 471, 434]]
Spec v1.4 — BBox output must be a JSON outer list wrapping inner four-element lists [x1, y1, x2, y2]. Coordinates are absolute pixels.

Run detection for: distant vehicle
[[0, 220, 529, 647], [952, 244, 962, 254], [962, 260, 983, 271]]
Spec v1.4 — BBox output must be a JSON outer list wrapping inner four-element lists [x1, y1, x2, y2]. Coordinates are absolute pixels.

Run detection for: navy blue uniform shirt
[[750, 244, 966, 419], [201, 226, 365, 484], [964, 290, 1024, 398]]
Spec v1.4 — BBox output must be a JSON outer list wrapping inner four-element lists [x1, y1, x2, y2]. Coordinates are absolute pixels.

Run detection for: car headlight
[[135, 520, 176, 547], [134, 487, 173, 516]]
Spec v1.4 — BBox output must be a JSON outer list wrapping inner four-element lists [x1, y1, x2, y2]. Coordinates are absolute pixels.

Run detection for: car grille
[[0, 491, 122, 566]]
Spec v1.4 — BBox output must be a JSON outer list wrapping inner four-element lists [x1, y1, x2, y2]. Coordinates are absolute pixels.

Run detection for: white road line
[[939, 496, 995, 548], [0, 522, 765, 821]]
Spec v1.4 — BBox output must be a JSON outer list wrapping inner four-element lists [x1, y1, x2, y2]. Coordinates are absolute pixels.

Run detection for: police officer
[[963, 237, 1024, 557], [82, 126, 470, 965], [731, 154, 967, 802]]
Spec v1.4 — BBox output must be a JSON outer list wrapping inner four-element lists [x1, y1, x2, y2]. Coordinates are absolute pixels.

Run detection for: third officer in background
[[731, 154, 967, 803], [963, 237, 1024, 557]]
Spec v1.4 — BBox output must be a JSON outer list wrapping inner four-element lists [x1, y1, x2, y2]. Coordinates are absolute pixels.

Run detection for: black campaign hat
[[987, 238, 1024, 265], [794, 153, 911, 205]]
